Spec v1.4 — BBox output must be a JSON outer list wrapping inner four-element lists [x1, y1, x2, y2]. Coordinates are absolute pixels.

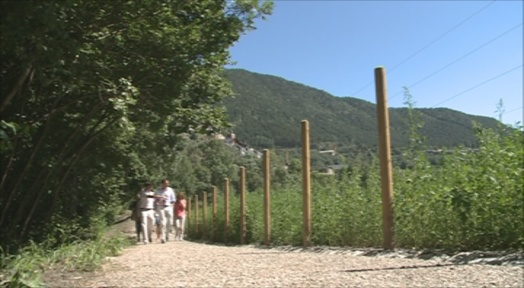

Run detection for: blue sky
[[228, 0, 523, 126]]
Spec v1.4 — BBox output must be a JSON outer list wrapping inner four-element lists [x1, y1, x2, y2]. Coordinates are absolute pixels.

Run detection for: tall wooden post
[[194, 194, 199, 234], [301, 120, 311, 247], [224, 178, 230, 243], [263, 149, 271, 246], [240, 166, 246, 245], [374, 66, 395, 250], [212, 186, 217, 240], [202, 192, 207, 237]]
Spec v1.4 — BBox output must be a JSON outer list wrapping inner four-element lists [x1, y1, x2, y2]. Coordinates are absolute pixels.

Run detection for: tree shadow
[[340, 263, 458, 273]]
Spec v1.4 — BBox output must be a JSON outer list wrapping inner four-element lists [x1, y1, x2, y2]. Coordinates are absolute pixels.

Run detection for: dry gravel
[[44, 237, 523, 287]]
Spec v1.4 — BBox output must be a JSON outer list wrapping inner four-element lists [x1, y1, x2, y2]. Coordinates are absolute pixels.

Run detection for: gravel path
[[44, 238, 523, 287]]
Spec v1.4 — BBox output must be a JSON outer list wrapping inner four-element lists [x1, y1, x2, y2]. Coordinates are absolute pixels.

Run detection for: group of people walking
[[133, 179, 186, 244]]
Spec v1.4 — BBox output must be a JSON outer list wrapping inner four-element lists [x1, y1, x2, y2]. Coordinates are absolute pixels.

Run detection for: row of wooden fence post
[[183, 119, 362, 248], [185, 67, 394, 249]]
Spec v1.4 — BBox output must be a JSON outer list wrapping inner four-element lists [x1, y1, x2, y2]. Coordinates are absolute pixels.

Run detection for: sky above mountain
[[228, 1, 523, 126]]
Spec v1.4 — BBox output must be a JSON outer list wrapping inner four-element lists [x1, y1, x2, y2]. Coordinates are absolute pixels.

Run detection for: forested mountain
[[223, 69, 501, 151]]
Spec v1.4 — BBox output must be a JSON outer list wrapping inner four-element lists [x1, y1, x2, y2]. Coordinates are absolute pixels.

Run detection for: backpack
[[129, 200, 138, 221]]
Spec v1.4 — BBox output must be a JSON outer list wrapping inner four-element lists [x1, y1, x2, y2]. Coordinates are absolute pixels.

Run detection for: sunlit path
[[43, 238, 523, 287]]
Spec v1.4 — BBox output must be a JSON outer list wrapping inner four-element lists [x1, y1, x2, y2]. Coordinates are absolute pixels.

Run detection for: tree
[[0, 0, 273, 247]]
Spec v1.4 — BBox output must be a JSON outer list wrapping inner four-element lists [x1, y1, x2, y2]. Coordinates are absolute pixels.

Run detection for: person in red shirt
[[174, 192, 187, 241]]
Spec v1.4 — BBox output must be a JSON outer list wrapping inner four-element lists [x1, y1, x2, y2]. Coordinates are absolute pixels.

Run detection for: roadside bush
[[189, 125, 523, 251]]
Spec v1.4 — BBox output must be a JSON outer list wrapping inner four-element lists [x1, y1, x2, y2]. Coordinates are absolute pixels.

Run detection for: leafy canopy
[[0, 0, 273, 248]]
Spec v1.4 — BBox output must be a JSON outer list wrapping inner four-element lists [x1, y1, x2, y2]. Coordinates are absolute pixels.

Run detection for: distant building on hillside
[[215, 132, 262, 158], [316, 164, 347, 176], [317, 167, 335, 175], [213, 133, 225, 140], [326, 164, 347, 171], [319, 149, 336, 156]]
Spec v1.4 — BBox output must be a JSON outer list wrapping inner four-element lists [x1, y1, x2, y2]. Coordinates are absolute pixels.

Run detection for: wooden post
[[239, 166, 246, 245], [202, 192, 207, 238], [187, 196, 192, 236], [224, 178, 230, 243], [263, 149, 271, 246], [301, 120, 311, 247], [374, 66, 395, 250], [194, 194, 199, 234], [212, 186, 217, 240]]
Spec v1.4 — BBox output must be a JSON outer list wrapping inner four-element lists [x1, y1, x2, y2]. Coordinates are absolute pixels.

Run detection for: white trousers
[[157, 206, 173, 241], [175, 216, 186, 240], [140, 209, 154, 243]]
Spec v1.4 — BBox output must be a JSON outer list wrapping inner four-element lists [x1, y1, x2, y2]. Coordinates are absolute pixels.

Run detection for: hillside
[[222, 69, 500, 151]]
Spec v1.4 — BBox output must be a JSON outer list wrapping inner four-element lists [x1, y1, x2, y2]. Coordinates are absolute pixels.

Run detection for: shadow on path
[[340, 263, 458, 273]]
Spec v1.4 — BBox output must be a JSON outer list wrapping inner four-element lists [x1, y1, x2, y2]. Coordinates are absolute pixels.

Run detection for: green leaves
[[0, 120, 17, 147], [188, 123, 522, 251], [0, 0, 273, 248]]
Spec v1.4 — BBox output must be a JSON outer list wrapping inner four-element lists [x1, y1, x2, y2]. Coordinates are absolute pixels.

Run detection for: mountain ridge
[[222, 68, 500, 151]]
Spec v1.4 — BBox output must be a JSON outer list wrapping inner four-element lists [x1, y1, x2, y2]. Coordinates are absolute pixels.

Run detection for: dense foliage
[[0, 0, 272, 250], [188, 124, 523, 251], [169, 134, 266, 195]]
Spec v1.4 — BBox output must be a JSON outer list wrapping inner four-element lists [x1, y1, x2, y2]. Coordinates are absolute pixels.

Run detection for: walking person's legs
[[140, 210, 151, 244], [158, 207, 167, 243], [135, 220, 141, 242], [163, 206, 174, 242], [176, 216, 186, 240], [156, 224, 162, 241], [174, 217, 180, 240], [155, 213, 161, 241], [146, 210, 154, 243]]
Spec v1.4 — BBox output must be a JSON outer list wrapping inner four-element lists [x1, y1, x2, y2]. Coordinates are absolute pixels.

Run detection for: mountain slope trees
[[223, 69, 501, 151]]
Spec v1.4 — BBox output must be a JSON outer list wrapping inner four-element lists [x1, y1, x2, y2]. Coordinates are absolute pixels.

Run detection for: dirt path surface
[[44, 241, 522, 287], [42, 218, 523, 287]]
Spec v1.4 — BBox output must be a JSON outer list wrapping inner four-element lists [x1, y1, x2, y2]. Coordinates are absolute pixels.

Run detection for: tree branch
[[0, 65, 34, 114]]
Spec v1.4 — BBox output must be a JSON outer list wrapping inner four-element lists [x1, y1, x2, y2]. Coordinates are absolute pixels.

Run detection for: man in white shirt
[[138, 183, 155, 244], [155, 179, 176, 243]]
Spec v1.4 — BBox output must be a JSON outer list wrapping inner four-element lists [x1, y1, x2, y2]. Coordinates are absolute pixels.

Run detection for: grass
[[0, 232, 131, 287]]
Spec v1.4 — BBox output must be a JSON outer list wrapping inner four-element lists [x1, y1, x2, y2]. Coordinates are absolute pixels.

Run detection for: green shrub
[[189, 125, 523, 251], [0, 233, 130, 287]]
